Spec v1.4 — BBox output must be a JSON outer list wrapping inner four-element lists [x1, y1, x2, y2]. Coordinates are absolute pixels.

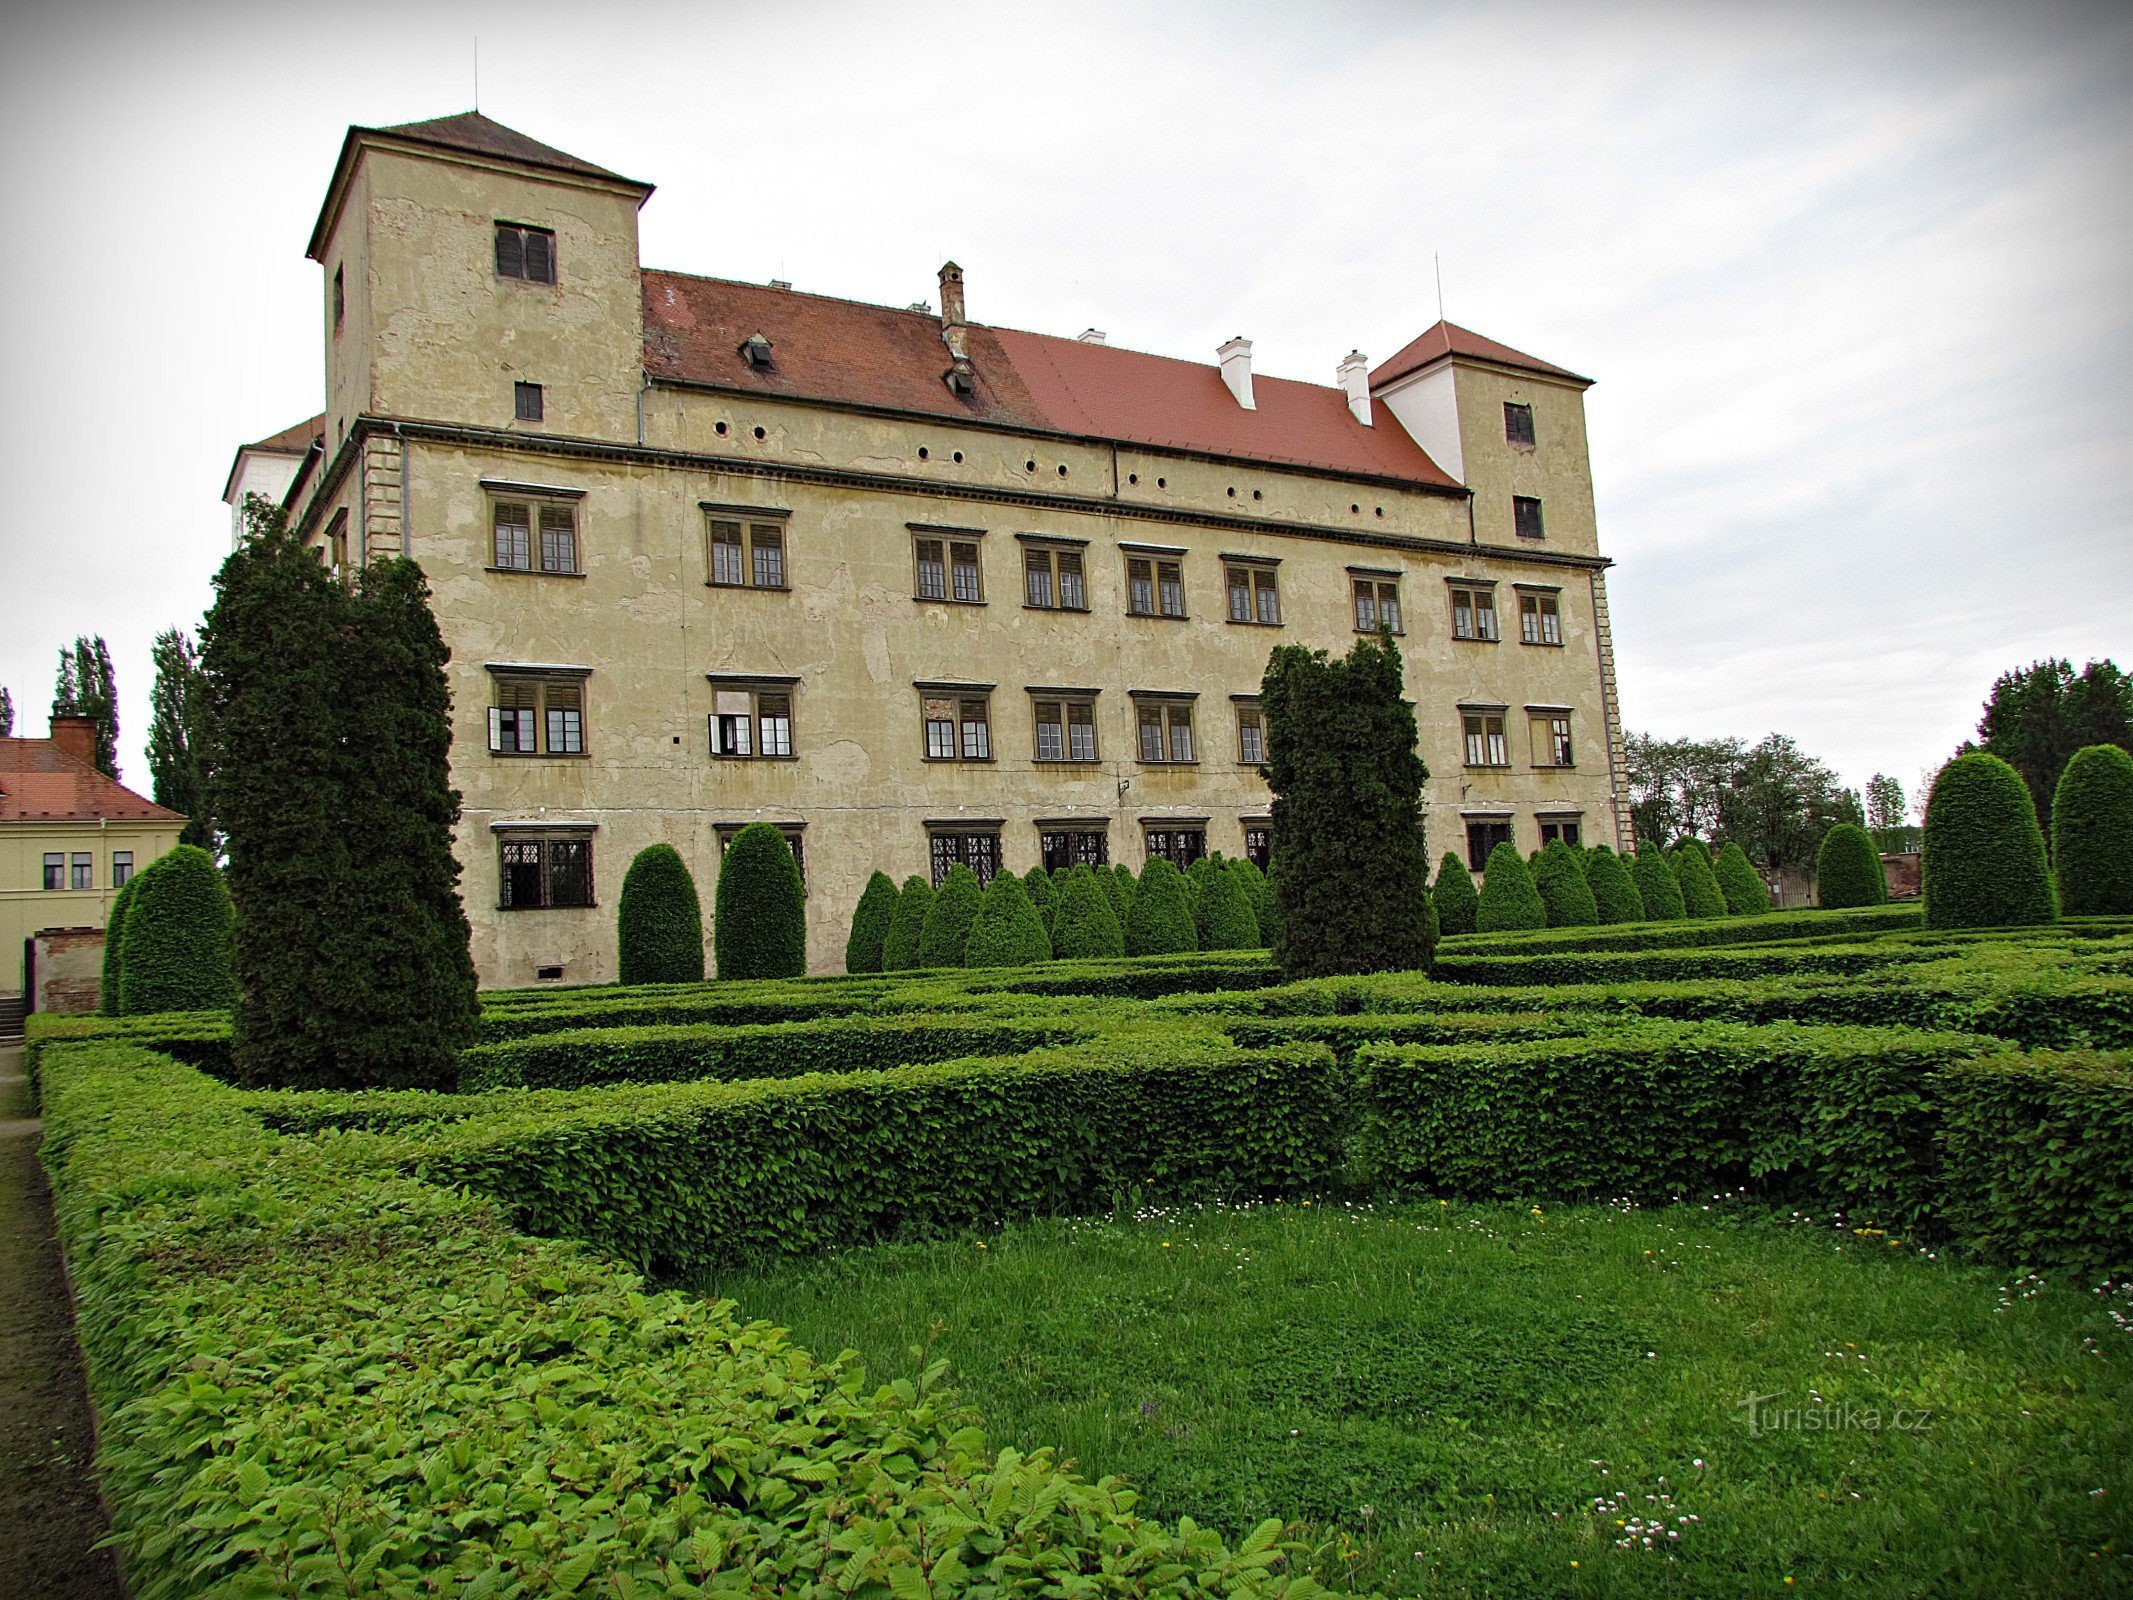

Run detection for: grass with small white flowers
[[705, 1199, 2132, 1598]]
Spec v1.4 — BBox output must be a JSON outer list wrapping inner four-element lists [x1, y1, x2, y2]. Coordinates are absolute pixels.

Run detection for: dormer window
[[494, 222, 556, 284], [945, 362, 976, 397], [741, 333, 774, 369]]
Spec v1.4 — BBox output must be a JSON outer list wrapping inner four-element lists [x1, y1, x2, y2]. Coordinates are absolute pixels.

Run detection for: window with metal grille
[[1513, 495, 1545, 539], [1136, 701, 1195, 764], [1530, 714, 1574, 768], [1144, 827, 1207, 868], [1040, 829, 1109, 871], [1236, 703, 1266, 764], [1243, 826, 1273, 871], [1032, 698, 1098, 763], [1463, 711, 1508, 768], [922, 694, 990, 761], [1465, 820, 1513, 871], [930, 830, 1001, 886], [494, 223, 556, 283], [1024, 546, 1086, 610], [514, 382, 544, 423], [1451, 585, 1499, 641], [489, 674, 587, 756], [1353, 578, 1402, 633], [1504, 402, 1535, 447], [1226, 565, 1280, 624], [498, 836, 594, 909], [1519, 591, 1562, 645]]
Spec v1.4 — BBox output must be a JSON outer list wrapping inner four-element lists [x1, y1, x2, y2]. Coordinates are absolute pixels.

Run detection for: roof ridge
[[645, 266, 943, 326]]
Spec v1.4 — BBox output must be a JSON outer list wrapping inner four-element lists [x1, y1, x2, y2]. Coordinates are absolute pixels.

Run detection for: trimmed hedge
[[1585, 846, 1644, 925], [616, 843, 706, 984], [1195, 862, 1263, 951], [882, 874, 933, 970], [1815, 823, 1888, 909], [920, 863, 984, 967], [1714, 841, 1771, 915], [116, 844, 233, 1015], [1444, 903, 1921, 959], [1049, 864, 1126, 959], [2052, 743, 2133, 916], [1532, 839, 1598, 928], [1023, 866, 1055, 935], [1475, 841, 1545, 932], [1630, 850, 1687, 920], [1924, 751, 2057, 929], [843, 870, 900, 973], [1431, 853, 1479, 936], [1127, 856, 1199, 956], [98, 870, 139, 1017], [965, 871, 1052, 968], [1432, 937, 1964, 988], [714, 823, 807, 979], [1671, 838, 1729, 919]]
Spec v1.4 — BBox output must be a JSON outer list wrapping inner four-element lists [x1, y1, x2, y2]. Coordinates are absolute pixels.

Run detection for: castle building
[[240, 112, 1629, 983]]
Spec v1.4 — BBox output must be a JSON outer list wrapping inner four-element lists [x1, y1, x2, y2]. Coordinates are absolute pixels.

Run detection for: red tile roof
[[1371, 321, 1590, 391], [0, 739, 184, 824], [244, 415, 324, 455], [643, 272, 1463, 489]]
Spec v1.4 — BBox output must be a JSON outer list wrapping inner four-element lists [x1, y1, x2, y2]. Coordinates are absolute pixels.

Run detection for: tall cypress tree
[[52, 635, 120, 778], [1261, 634, 1433, 978], [148, 628, 215, 850], [0, 685, 13, 736]]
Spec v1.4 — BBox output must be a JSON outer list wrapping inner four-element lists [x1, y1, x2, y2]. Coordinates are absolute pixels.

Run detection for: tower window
[[333, 265, 345, 329], [1504, 402, 1536, 447], [495, 223, 557, 283], [515, 382, 544, 423], [1513, 495, 1545, 539]]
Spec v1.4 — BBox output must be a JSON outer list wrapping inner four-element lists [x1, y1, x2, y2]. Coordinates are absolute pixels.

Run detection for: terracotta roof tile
[[243, 415, 324, 456], [1371, 320, 1590, 391], [0, 739, 185, 824], [375, 113, 646, 189]]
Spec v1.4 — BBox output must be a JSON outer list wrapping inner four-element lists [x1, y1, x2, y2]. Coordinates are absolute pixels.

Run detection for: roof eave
[[1373, 349, 1594, 394]]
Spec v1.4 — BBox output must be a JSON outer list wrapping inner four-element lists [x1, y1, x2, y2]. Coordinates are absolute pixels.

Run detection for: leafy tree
[[1261, 635, 1433, 978], [1716, 734, 1862, 875], [148, 628, 215, 850], [1865, 773, 1907, 832], [714, 822, 807, 978], [1252, 863, 1284, 949], [2050, 744, 2133, 915], [52, 635, 119, 778], [1431, 852, 1479, 936], [1194, 863, 1261, 950], [1127, 856, 1198, 955], [616, 844, 705, 984], [1023, 866, 1054, 936], [1476, 841, 1546, 932], [919, 864, 984, 967], [1973, 658, 2133, 836], [1814, 824, 1888, 909], [881, 875, 934, 970], [1922, 751, 2056, 929], [1585, 845, 1645, 924], [1049, 863, 1126, 959], [1626, 733, 1741, 849], [964, 872, 1052, 967], [1630, 849, 1686, 920], [844, 870, 901, 973], [1713, 841, 1771, 914], [116, 844, 233, 1014], [1532, 839, 1598, 927], [0, 685, 12, 736], [98, 872, 140, 1017], [1671, 838, 1729, 918]]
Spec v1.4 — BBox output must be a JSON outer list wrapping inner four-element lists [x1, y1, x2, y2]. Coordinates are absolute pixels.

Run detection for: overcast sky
[[1, 0, 2126, 819]]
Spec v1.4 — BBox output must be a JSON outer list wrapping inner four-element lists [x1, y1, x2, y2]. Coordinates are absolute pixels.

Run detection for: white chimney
[[1337, 350, 1372, 426], [1077, 328, 1107, 345], [1218, 336, 1255, 410]]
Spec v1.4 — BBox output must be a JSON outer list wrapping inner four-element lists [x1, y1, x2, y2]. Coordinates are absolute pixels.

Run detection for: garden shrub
[[1433, 937, 1958, 988], [2051, 743, 2133, 916], [843, 870, 900, 974], [1584, 845, 1645, 925], [616, 843, 706, 984], [1815, 823, 1888, 909], [1128, 857, 1199, 956], [1714, 841, 1772, 915], [1195, 862, 1263, 951], [1475, 841, 1545, 932], [116, 845, 233, 1015], [1049, 864, 1126, 960], [1253, 865, 1284, 949], [1445, 903, 1918, 959], [1431, 853, 1479, 936], [964, 872, 1053, 968], [98, 871, 139, 1017], [714, 823, 808, 979], [1229, 858, 1273, 948], [1532, 839, 1598, 928], [1023, 865, 1055, 934], [1924, 751, 2057, 929], [1108, 863, 1139, 923], [969, 954, 1281, 1002], [1631, 849, 1687, 920], [882, 874, 933, 970], [1671, 838, 1729, 919], [919, 863, 985, 967], [478, 985, 888, 1041]]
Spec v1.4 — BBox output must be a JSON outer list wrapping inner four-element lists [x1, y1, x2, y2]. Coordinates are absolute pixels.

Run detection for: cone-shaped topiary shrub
[[881, 875, 933, 970], [1432, 853, 1479, 936], [1476, 840, 1546, 932], [1049, 863, 1126, 959], [1253, 864, 1284, 949], [2052, 743, 2133, 915], [713, 822, 806, 979], [1585, 845, 1645, 925], [616, 843, 705, 984], [118, 844, 234, 1014], [1194, 862, 1262, 950], [919, 863, 985, 967], [1127, 856, 1198, 955], [1228, 859, 1272, 947], [1108, 863, 1138, 924], [1023, 867, 1054, 935], [1814, 823, 1888, 909], [1923, 751, 2057, 928], [1672, 838, 1729, 918], [1532, 839, 1599, 927], [1714, 841, 1772, 915], [964, 871, 1052, 967], [843, 870, 901, 973], [99, 871, 139, 1017], [1630, 849, 1686, 920]]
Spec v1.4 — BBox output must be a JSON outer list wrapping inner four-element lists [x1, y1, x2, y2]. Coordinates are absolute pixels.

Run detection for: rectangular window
[[1353, 578, 1402, 633], [111, 850, 134, 887], [1024, 546, 1086, 610], [498, 836, 594, 909], [1504, 401, 1535, 447], [1040, 829, 1109, 871], [1465, 820, 1513, 872], [1541, 818, 1582, 847], [538, 504, 577, 574], [544, 682, 583, 754], [333, 265, 345, 329], [1513, 495, 1545, 540], [1531, 713, 1574, 768], [915, 538, 947, 600], [922, 694, 991, 761], [514, 382, 545, 423], [1519, 591, 1562, 645], [493, 502, 532, 570], [1136, 701, 1195, 764], [495, 222, 557, 284], [952, 542, 983, 603], [1243, 825, 1273, 872], [720, 825, 806, 890], [1226, 565, 1280, 624], [709, 685, 795, 758], [750, 526, 784, 588], [490, 674, 588, 756], [930, 830, 1001, 887], [1236, 703, 1266, 764], [1144, 827, 1207, 868], [491, 497, 579, 573], [915, 537, 983, 602], [1463, 711, 1509, 768], [1127, 556, 1185, 617], [43, 853, 65, 891], [1033, 698, 1099, 763], [71, 853, 93, 890], [1451, 584, 1499, 641]]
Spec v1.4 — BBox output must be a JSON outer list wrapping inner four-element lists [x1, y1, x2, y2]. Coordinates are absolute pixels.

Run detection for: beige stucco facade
[[2, 820, 183, 996], [276, 117, 1631, 984]]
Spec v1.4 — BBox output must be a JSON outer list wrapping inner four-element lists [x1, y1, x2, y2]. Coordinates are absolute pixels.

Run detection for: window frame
[[1232, 697, 1267, 765], [111, 850, 134, 887], [1539, 817, 1583, 848], [1123, 546, 1188, 619], [1504, 401, 1536, 448], [1242, 822, 1273, 872], [1028, 688, 1101, 764], [1528, 709, 1575, 769], [487, 486, 585, 577], [1461, 707, 1510, 769], [702, 505, 792, 591], [1513, 495, 1546, 540], [917, 684, 995, 763], [487, 667, 592, 758], [707, 676, 800, 760], [42, 852, 66, 890], [928, 826, 1003, 887], [494, 221, 558, 284], [1464, 819, 1514, 872], [514, 382, 545, 423], [1449, 581, 1500, 643], [1223, 559, 1281, 626], [496, 831, 596, 910], [912, 525, 987, 604], [1350, 569, 1404, 634], [1143, 824, 1208, 869], [1020, 539, 1089, 612], [1517, 587, 1563, 646], [1038, 826, 1110, 871]]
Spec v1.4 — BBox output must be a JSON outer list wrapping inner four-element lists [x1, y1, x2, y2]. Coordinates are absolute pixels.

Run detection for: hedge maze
[[27, 903, 2133, 1597]]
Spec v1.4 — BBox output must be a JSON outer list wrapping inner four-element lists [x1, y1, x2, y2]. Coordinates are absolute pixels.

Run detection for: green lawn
[[705, 1200, 2132, 1598]]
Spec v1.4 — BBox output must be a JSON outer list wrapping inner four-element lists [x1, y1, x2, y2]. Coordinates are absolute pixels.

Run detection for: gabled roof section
[[0, 739, 184, 824], [643, 272, 1462, 489], [222, 415, 324, 504], [1371, 321, 1591, 392]]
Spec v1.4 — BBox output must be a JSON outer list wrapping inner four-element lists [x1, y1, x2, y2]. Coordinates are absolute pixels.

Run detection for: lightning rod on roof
[[473, 38, 480, 111], [1435, 252, 1445, 325]]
